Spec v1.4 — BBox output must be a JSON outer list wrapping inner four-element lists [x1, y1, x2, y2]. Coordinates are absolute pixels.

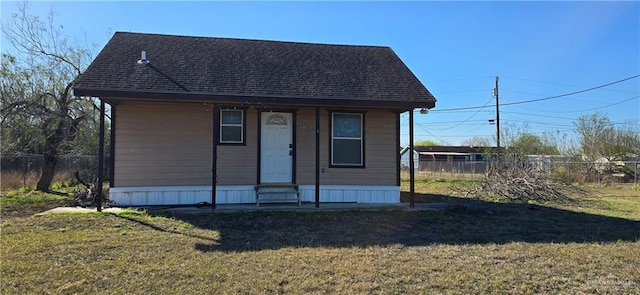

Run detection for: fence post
[[633, 160, 638, 185], [22, 155, 26, 187]]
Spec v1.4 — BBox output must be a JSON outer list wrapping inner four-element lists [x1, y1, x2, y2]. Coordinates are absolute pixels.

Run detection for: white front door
[[260, 112, 293, 183]]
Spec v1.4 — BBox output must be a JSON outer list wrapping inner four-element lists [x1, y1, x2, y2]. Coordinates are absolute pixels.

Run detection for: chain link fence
[[548, 160, 639, 185], [1, 154, 109, 189], [402, 158, 639, 185]]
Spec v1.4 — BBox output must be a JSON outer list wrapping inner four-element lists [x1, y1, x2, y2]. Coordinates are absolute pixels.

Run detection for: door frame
[[257, 109, 297, 184]]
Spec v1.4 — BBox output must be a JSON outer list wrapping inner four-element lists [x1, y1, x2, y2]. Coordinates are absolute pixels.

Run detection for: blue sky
[[2, 1, 638, 146]]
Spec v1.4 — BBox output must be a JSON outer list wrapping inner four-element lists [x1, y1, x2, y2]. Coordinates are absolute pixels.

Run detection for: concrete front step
[[255, 184, 301, 207]]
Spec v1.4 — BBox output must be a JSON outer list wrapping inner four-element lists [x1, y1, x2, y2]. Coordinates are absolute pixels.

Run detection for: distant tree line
[[459, 112, 639, 162]]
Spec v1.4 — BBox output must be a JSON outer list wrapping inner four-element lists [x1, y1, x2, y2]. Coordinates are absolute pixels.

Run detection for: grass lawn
[[1, 180, 639, 294], [0, 185, 76, 219]]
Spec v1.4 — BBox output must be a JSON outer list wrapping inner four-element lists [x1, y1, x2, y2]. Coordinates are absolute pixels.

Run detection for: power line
[[527, 95, 640, 114], [409, 115, 588, 127], [415, 123, 447, 143], [401, 133, 494, 138], [416, 119, 487, 124], [423, 76, 493, 83], [429, 74, 640, 112], [417, 109, 493, 114], [501, 75, 638, 94], [500, 76, 587, 88], [500, 119, 574, 128], [435, 96, 494, 131], [501, 111, 577, 120], [433, 89, 489, 95]]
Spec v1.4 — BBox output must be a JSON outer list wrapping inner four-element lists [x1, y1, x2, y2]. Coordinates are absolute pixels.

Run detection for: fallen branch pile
[[466, 166, 585, 203], [69, 171, 108, 207], [479, 173, 565, 202]]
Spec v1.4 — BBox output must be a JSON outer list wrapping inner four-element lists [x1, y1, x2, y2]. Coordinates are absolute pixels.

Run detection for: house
[[400, 146, 491, 173], [73, 32, 436, 207], [400, 146, 422, 171], [522, 154, 566, 172]]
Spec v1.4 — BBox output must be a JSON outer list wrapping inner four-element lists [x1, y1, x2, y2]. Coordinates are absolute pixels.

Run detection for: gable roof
[[73, 32, 436, 109]]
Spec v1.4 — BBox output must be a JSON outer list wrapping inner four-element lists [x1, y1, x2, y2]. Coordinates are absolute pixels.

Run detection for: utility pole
[[494, 76, 500, 152]]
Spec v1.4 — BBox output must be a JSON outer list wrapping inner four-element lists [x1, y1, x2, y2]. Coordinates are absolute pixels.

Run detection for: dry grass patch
[[1, 171, 74, 190], [2, 202, 639, 294]]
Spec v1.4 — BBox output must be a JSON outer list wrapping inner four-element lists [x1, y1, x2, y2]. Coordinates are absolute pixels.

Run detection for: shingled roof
[[73, 32, 436, 109]]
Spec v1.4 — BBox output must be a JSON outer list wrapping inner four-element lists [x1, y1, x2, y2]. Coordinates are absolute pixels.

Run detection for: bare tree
[[1, 2, 94, 191], [575, 113, 639, 161], [509, 133, 559, 155]]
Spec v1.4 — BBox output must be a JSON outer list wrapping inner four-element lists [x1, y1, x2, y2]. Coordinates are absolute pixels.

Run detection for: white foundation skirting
[[298, 185, 399, 203], [108, 185, 400, 206]]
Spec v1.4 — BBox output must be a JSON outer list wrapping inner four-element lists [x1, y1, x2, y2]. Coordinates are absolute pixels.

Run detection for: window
[[220, 109, 244, 144], [331, 112, 364, 167]]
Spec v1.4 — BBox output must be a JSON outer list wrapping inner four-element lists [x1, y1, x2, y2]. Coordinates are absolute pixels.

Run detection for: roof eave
[[73, 88, 436, 110]]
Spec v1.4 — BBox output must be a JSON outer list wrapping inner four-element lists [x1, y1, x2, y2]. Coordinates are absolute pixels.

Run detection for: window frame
[[219, 108, 246, 145], [329, 111, 365, 168]]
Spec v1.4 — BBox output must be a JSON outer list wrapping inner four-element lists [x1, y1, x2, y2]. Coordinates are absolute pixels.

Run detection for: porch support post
[[97, 99, 105, 212], [109, 103, 116, 187], [315, 106, 320, 208], [211, 105, 219, 211], [395, 112, 401, 187], [409, 109, 415, 208]]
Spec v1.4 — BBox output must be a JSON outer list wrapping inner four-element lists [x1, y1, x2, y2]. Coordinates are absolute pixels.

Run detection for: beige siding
[[114, 102, 257, 187], [217, 108, 258, 185], [296, 108, 398, 186], [294, 108, 318, 184], [115, 101, 396, 187]]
